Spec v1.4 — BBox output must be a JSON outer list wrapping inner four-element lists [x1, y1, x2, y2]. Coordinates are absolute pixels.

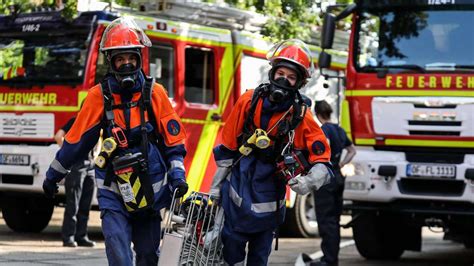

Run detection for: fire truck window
[[357, 9, 474, 70], [0, 34, 88, 85], [95, 52, 108, 84], [184, 47, 215, 104], [240, 55, 270, 95], [149, 44, 175, 98]]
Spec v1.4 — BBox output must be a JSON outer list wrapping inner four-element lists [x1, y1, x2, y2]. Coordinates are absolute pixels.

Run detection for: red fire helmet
[[266, 39, 314, 79], [100, 17, 151, 52]]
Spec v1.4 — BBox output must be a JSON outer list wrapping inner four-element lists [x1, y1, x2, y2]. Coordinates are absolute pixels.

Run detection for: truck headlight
[[341, 162, 365, 177], [345, 181, 366, 191]]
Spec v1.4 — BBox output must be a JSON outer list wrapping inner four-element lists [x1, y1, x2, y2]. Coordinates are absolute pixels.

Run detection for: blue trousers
[[62, 162, 95, 243], [221, 221, 274, 266], [101, 209, 161, 266], [314, 170, 344, 265]]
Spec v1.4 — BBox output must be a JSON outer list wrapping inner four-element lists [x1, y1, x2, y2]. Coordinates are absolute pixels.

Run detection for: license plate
[[0, 154, 30, 166], [406, 164, 456, 178]]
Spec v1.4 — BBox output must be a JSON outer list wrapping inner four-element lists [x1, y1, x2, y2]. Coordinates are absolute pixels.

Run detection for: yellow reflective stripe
[[355, 137, 474, 148], [346, 90, 474, 97], [138, 197, 147, 208], [126, 13, 230, 34], [355, 138, 376, 145], [217, 47, 243, 112], [341, 100, 352, 141], [145, 31, 231, 47], [181, 118, 224, 126], [0, 91, 88, 112], [238, 44, 268, 56], [385, 139, 474, 148], [186, 122, 221, 195], [330, 62, 346, 69]]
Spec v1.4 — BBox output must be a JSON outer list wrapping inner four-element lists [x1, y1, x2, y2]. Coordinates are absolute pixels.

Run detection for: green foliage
[[217, 0, 319, 41], [217, 0, 354, 42], [0, 40, 24, 69], [0, 0, 77, 19]]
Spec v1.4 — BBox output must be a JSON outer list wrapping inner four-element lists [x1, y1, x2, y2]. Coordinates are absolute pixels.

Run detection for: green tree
[[207, 0, 354, 42], [0, 0, 77, 19]]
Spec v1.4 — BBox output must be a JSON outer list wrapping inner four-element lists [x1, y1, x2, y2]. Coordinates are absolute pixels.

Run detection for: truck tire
[[281, 193, 318, 237], [2, 196, 54, 233], [352, 212, 404, 260], [464, 238, 474, 249]]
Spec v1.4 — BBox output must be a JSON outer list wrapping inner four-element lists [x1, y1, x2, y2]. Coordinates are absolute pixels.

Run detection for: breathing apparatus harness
[[96, 73, 157, 213], [237, 83, 309, 250], [239, 83, 308, 165]]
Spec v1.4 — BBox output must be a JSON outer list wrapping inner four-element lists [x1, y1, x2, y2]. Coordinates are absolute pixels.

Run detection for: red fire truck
[[319, 0, 474, 260], [0, 3, 347, 235]]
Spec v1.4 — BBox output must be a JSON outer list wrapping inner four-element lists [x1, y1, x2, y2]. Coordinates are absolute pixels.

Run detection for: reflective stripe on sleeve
[[216, 158, 233, 168], [96, 175, 167, 195], [229, 184, 242, 207], [251, 199, 285, 214], [51, 159, 69, 174], [152, 173, 168, 193], [170, 160, 185, 171], [96, 178, 120, 194]]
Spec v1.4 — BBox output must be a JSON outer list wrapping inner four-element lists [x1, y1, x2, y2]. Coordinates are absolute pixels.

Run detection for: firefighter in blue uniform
[[311, 100, 356, 266], [210, 39, 333, 265], [42, 17, 188, 265]]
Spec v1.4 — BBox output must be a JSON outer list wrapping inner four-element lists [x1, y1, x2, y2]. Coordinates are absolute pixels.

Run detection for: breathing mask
[[269, 77, 295, 103], [116, 64, 138, 89], [268, 61, 305, 104], [108, 49, 142, 90]]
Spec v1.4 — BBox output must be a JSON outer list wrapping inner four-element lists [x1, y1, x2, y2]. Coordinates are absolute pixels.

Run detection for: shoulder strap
[[138, 76, 156, 205], [139, 75, 155, 160], [100, 79, 115, 126], [242, 83, 269, 136], [142, 75, 157, 131], [289, 101, 307, 132]]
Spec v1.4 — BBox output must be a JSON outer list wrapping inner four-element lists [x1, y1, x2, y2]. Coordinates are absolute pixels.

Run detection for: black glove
[[171, 179, 189, 198], [42, 178, 59, 199]]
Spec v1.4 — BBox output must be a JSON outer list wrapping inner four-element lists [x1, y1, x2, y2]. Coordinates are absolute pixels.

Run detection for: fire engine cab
[[319, 0, 474, 260]]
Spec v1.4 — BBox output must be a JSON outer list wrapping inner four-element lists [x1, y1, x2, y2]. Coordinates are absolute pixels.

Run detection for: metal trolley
[[159, 191, 224, 266]]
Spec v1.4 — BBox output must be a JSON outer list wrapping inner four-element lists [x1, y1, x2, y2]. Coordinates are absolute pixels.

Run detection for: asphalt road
[[0, 208, 473, 265]]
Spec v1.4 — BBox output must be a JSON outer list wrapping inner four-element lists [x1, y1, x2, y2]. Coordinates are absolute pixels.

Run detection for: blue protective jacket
[[214, 89, 331, 233], [46, 73, 187, 214]]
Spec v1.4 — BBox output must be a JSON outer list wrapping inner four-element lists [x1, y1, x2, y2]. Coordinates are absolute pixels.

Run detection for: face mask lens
[[117, 63, 137, 74], [274, 77, 292, 87]]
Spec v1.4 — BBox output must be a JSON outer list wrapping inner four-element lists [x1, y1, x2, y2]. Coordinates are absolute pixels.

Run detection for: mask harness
[[98, 72, 158, 213]]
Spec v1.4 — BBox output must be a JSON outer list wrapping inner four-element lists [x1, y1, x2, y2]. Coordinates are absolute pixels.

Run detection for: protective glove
[[170, 179, 189, 198], [42, 178, 59, 199], [288, 163, 332, 195], [209, 166, 231, 200]]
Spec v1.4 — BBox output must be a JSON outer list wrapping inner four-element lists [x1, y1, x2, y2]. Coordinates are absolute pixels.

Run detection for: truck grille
[[398, 178, 465, 197], [372, 97, 474, 137], [0, 113, 54, 139]]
